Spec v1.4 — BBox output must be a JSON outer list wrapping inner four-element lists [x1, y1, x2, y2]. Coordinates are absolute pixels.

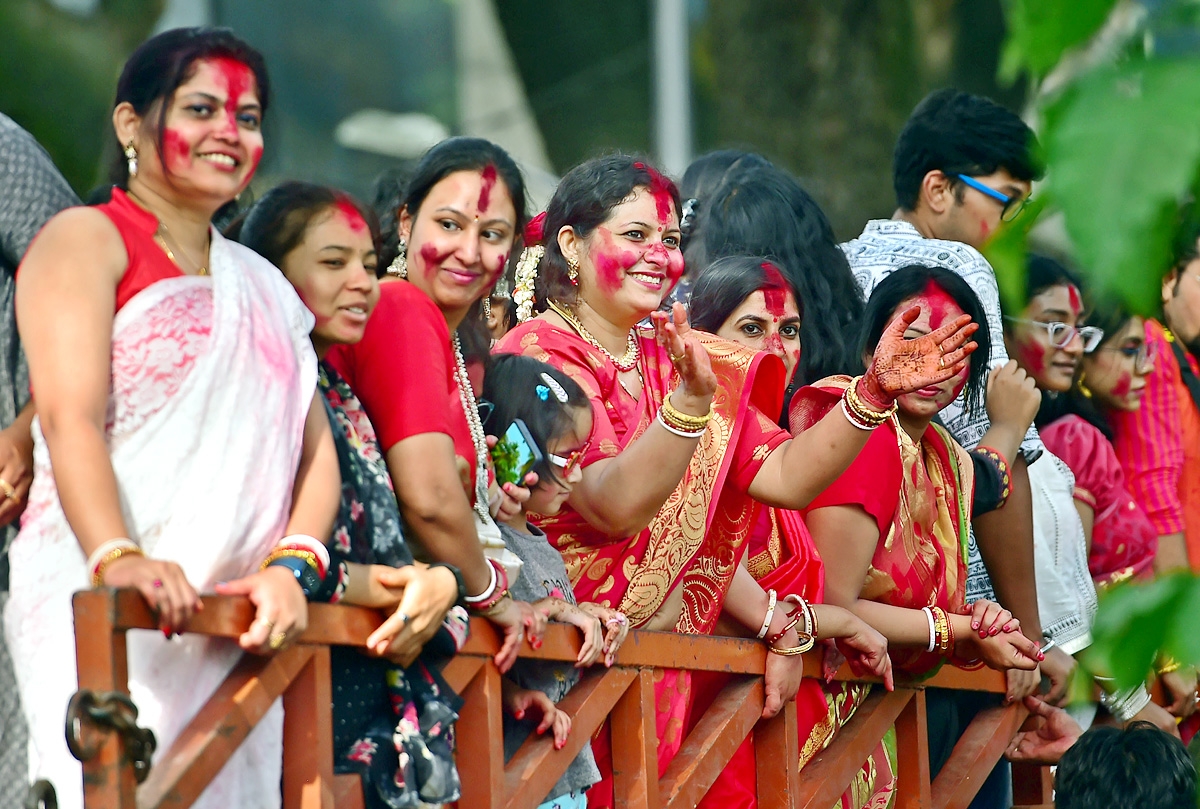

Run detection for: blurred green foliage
[[995, 0, 1200, 692], [0, 0, 163, 196]]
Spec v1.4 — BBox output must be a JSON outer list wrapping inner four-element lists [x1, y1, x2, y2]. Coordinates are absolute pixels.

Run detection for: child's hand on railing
[[364, 564, 460, 666], [490, 598, 549, 674], [577, 603, 628, 667], [502, 681, 572, 750], [215, 566, 308, 654]]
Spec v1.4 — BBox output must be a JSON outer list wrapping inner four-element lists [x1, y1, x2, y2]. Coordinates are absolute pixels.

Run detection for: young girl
[[483, 353, 630, 809]]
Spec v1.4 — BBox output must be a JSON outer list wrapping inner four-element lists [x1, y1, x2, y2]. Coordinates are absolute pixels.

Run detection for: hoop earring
[[124, 141, 138, 178], [1077, 370, 1093, 399], [387, 240, 408, 279], [567, 257, 580, 285], [482, 293, 493, 321]]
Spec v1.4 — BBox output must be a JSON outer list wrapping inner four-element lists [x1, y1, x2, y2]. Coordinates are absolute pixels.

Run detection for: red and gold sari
[[494, 319, 788, 804]]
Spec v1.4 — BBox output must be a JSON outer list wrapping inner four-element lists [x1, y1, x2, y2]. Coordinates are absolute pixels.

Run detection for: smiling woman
[[7, 28, 341, 809]]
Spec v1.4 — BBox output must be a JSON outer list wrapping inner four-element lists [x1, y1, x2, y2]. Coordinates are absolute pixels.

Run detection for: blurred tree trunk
[[0, 0, 163, 196], [695, 0, 1020, 240]]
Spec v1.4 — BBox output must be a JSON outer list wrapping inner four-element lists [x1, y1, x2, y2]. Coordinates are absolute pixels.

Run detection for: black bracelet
[[428, 562, 468, 605], [267, 555, 322, 598]]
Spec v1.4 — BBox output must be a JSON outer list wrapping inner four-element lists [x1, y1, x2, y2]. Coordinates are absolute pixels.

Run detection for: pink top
[[1042, 415, 1157, 585]]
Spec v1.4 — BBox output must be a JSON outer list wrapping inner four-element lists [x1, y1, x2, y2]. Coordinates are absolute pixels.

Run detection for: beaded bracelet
[[90, 539, 144, 588], [260, 547, 320, 576], [757, 589, 778, 640]]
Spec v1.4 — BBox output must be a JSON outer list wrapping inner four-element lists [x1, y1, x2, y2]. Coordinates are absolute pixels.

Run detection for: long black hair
[[855, 264, 991, 418], [483, 354, 590, 485], [684, 162, 862, 386], [110, 27, 269, 189], [533, 154, 682, 311]]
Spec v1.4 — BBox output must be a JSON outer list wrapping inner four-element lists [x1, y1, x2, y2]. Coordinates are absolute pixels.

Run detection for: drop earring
[[387, 239, 408, 279], [567, 257, 580, 285], [482, 294, 493, 321], [124, 141, 138, 178], [1077, 370, 1093, 398]]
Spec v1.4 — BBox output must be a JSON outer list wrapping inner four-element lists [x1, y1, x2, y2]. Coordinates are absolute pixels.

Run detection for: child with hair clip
[[483, 353, 630, 809]]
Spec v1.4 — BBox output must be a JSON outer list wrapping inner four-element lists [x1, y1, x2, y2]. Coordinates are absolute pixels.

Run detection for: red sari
[[495, 319, 787, 805]]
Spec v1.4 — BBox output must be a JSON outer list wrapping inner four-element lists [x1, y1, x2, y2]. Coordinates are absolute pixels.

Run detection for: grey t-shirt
[[500, 521, 600, 802]]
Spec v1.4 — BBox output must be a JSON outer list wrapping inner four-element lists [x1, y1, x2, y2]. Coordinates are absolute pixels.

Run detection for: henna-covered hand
[[861, 305, 979, 407]]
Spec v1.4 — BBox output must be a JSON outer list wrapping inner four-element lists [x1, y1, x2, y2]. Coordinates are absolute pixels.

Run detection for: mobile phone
[[490, 418, 544, 487]]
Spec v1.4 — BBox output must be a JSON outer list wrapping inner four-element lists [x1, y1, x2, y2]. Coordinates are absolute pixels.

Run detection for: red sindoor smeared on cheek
[[592, 228, 640, 293], [919, 280, 961, 330], [163, 128, 192, 171], [335, 199, 367, 233], [478, 164, 497, 214], [1111, 372, 1132, 397], [1018, 339, 1046, 374], [490, 252, 509, 282], [420, 243, 451, 278]]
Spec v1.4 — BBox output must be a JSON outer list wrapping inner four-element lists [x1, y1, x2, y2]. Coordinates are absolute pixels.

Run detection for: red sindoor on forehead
[[919, 279, 961, 330], [635, 162, 673, 225], [210, 57, 253, 117], [334, 199, 367, 233], [478, 164, 497, 214], [1067, 284, 1082, 316], [760, 262, 789, 318]]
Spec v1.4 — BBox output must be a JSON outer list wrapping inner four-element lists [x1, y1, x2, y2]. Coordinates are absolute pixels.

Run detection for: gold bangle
[[931, 606, 953, 654], [92, 546, 145, 587], [474, 591, 513, 617], [767, 640, 812, 656], [660, 395, 712, 431], [1157, 656, 1182, 675], [845, 376, 895, 425], [260, 548, 318, 571]]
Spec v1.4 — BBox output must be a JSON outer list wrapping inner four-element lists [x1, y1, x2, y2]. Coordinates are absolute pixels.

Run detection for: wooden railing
[[68, 589, 1055, 809]]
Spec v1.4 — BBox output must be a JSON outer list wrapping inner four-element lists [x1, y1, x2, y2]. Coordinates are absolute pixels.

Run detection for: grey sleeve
[[0, 116, 80, 268]]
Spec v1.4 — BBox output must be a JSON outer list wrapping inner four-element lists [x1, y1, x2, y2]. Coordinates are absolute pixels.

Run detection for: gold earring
[[387, 239, 408, 279], [482, 293, 492, 320], [1077, 370, 1093, 398], [567, 257, 580, 285], [124, 141, 138, 178]]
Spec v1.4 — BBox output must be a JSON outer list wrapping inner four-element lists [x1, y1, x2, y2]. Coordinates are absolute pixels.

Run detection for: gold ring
[[939, 356, 945, 369], [269, 631, 288, 650], [670, 352, 685, 363], [254, 616, 275, 630], [0, 478, 15, 501]]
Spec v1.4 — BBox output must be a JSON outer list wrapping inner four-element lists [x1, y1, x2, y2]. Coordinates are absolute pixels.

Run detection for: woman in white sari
[[7, 28, 339, 809]]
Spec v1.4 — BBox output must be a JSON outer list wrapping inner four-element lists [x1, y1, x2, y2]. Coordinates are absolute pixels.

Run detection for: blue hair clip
[[536, 385, 551, 401]]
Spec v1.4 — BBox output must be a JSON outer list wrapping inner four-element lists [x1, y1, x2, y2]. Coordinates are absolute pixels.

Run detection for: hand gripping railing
[[67, 589, 1054, 809]]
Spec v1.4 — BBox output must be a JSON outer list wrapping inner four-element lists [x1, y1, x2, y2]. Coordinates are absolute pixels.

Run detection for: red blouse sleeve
[[727, 405, 790, 491], [325, 282, 454, 452], [804, 421, 901, 539]]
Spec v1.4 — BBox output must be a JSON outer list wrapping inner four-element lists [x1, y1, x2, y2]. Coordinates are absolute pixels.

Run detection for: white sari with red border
[[5, 230, 316, 809]]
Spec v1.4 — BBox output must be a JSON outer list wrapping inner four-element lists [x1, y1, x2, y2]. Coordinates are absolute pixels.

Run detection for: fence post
[[893, 688, 931, 809], [456, 660, 505, 809], [72, 589, 138, 809], [282, 645, 335, 809], [610, 668, 660, 809]]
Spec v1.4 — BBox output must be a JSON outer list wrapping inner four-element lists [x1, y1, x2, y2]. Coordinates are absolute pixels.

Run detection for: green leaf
[[999, 0, 1119, 82], [1083, 573, 1197, 690], [981, 196, 1045, 315], [1040, 58, 1200, 316]]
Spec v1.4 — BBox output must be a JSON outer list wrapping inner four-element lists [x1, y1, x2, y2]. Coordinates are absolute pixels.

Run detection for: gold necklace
[[125, 189, 209, 276], [546, 299, 640, 372]]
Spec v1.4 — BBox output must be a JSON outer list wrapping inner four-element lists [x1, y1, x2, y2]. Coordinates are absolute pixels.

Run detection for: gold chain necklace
[[546, 299, 640, 372], [126, 189, 209, 276]]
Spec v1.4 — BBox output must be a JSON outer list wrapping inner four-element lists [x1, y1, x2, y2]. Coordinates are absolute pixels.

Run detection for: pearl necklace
[[452, 333, 492, 521], [547, 300, 641, 372]]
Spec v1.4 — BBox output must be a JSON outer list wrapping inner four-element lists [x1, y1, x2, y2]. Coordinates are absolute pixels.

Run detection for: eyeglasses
[[1093, 340, 1157, 374], [1003, 316, 1105, 351], [546, 442, 589, 479], [956, 174, 1031, 222]]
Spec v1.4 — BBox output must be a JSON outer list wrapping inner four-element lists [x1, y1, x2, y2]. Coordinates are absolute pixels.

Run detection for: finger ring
[[670, 352, 685, 363], [269, 631, 287, 650], [254, 617, 275, 630], [152, 579, 163, 589], [939, 356, 945, 369], [396, 612, 411, 624], [0, 478, 15, 501]]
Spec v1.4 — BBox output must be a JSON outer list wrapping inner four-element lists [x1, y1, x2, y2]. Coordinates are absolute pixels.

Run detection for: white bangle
[[656, 411, 706, 439], [86, 538, 139, 576], [464, 559, 498, 604], [840, 399, 878, 431], [783, 593, 815, 640], [923, 607, 937, 653], [280, 534, 330, 574], [757, 589, 777, 640]]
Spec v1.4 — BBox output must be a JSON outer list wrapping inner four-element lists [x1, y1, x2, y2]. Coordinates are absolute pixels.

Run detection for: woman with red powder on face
[[499, 155, 980, 805], [689, 261, 1039, 808], [326, 138, 545, 674], [8, 29, 340, 809]]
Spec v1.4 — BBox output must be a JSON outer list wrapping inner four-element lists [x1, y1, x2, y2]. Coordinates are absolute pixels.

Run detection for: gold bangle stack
[[92, 546, 145, 587], [844, 376, 897, 427], [260, 547, 318, 571], [1157, 655, 1182, 675], [660, 394, 712, 434], [931, 606, 954, 654]]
